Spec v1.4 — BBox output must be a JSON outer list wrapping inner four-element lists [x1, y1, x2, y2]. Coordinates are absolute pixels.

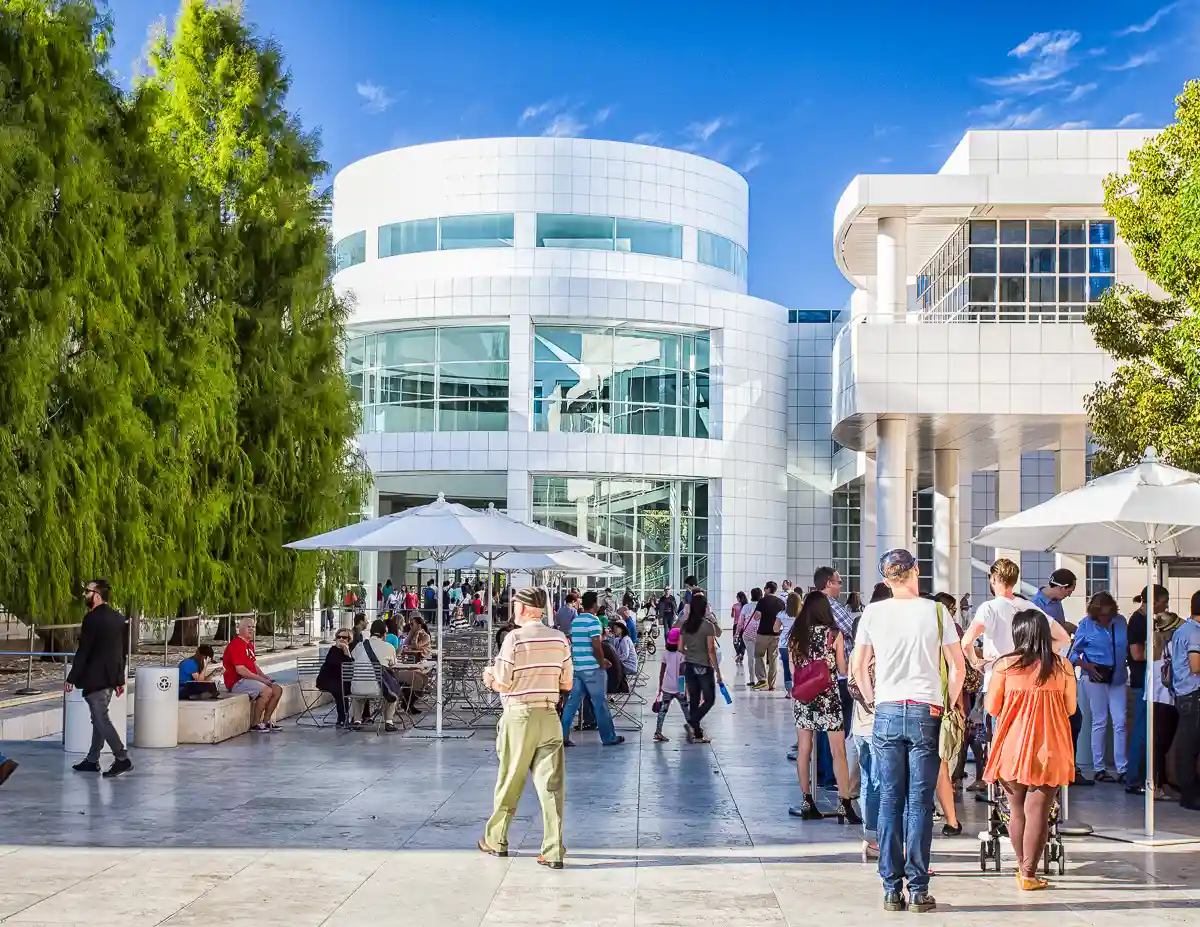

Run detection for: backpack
[[1161, 633, 1177, 695]]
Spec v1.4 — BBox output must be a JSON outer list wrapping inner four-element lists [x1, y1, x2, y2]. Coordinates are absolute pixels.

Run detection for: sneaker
[[563, 738, 575, 747], [267, 722, 283, 732], [536, 856, 564, 870], [909, 892, 936, 913], [602, 736, 626, 746], [102, 758, 133, 779], [786, 749, 798, 762], [1125, 784, 1145, 795], [251, 723, 270, 732], [384, 722, 399, 733], [653, 732, 669, 742], [0, 758, 17, 787], [883, 892, 906, 912], [72, 759, 101, 773], [476, 839, 508, 858], [941, 823, 963, 837]]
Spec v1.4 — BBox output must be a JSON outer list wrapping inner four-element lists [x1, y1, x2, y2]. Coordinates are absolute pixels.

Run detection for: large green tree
[[141, 0, 363, 619], [1086, 80, 1200, 475]]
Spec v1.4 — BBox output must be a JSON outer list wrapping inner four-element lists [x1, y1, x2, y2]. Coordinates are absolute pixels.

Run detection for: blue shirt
[[1030, 590, 1066, 625], [570, 612, 602, 672], [1169, 619, 1200, 697], [179, 658, 201, 684], [1069, 615, 1129, 686]]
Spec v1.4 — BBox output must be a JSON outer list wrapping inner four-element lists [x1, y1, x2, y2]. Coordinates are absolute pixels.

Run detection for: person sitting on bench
[[178, 645, 220, 700]]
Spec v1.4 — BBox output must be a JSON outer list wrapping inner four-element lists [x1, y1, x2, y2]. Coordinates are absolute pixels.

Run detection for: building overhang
[[833, 174, 1106, 289]]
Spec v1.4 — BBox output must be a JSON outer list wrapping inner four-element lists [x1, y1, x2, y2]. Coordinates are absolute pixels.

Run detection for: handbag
[[937, 603, 965, 763], [363, 639, 401, 704], [790, 630, 835, 703]]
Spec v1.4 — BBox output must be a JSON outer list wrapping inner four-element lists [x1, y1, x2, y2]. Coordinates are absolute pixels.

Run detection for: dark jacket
[[316, 644, 353, 694], [67, 604, 127, 695]]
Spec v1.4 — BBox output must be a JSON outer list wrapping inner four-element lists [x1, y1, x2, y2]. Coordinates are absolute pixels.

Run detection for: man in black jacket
[[68, 579, 132, 777]]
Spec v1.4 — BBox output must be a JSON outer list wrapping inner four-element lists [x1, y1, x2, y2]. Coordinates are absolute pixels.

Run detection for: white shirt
[[856, 596, 958, 707], [969, 597, 1058, 690], [350, 637, 397, 697], [1152, 657, 1174, 705]]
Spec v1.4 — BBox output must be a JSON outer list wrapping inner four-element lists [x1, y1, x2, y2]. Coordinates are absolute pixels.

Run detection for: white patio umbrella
[[492, 549, 624, 575], [974, 447, 1200, 839], [287, 495, 585, 736]]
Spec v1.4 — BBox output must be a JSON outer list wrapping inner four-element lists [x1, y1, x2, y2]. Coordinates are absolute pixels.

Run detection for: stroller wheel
[[979, 843, 989, 871], [1057, 845, 1066, 875], [992, 839, 1002, 872], [646, 641, 656, 655], [1043, 845, 1051, 874]]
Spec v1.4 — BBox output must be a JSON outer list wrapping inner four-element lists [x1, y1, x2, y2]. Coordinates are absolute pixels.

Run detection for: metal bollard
[[15, 623, 40, 696]]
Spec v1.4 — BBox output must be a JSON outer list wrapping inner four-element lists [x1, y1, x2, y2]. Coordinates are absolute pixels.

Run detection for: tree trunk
[[168, 601, 199, 646]]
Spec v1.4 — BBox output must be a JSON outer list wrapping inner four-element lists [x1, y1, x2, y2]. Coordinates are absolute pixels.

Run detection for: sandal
[[1094, 770, 1117, 783], [653, 732, 669, 742], [1016, 873, 1049, 891]]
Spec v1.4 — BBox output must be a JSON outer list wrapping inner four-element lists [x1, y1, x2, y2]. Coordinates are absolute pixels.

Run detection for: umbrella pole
[[486, 552, 495, 663], [437, 559, 444, 737], [1145, 543, 1156, 838]]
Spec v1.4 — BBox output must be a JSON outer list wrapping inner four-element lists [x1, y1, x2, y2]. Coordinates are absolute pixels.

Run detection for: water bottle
[[719, 682, 732, 705]]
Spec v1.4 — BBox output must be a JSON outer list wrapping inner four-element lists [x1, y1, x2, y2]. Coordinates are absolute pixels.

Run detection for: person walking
[[654, 628, 687, 741], [778, 581, 797, 690], [750, 581, 785, 691], [1068, 591, 1129, 783], [984, 609, 1077, 890], [1168, 593, 1200, 811], [560, 591, 625, 747], [68, 579, 133, 778], [731, 591, 749, 665], [479, 587, 573, 869], [852, 550, 963, 914], [787, 591, 860, 823], [656, 585, 678, 636], [680, 592, 722, 743], [742, 587, 762, 685]]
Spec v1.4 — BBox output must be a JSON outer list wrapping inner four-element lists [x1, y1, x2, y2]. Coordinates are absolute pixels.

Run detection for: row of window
[[345, 325, 712, 438], [332, 213, 747, 280], [917, 219, 1117, 323]]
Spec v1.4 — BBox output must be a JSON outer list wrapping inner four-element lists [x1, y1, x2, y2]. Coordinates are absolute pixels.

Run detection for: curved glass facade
[[346, 326, 509, 433], [333, 231, 366, 272], [531, 476, 707, 595], [536, 214, 683, 258], [532, 326, 710, 437], [378, 214, 515, 258], [698, 229, 748, 280]]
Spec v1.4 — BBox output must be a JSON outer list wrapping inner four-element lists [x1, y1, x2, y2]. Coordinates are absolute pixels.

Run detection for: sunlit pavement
[[2, 655, 1199, 926]]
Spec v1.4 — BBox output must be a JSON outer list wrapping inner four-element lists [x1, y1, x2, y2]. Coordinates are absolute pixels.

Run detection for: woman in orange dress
[[983, 608, 1077, 891]]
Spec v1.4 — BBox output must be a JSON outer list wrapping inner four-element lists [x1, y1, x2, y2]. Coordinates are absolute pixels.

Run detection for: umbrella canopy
[[974, 447, 1200, 840], [286, 496, 586, 555], [522, 521, 617, 555], [411, 551, 491, 571], [493, 549, 624, 575]]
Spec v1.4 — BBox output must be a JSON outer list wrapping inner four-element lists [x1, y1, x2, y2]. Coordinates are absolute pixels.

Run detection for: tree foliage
[[0, 0, 362, 625], [1086, 80, 1200, 476]]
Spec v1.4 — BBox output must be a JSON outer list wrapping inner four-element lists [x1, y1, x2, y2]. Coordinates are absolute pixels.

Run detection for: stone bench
[[178, 681, 329, 744]]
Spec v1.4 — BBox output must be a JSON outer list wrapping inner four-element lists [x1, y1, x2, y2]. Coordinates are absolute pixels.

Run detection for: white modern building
[[332, 128, 1167, 619], [331, 138, 790, 612]]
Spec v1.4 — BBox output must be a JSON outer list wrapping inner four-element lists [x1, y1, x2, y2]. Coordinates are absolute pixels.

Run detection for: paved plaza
[[2, 658, 1200, 927]]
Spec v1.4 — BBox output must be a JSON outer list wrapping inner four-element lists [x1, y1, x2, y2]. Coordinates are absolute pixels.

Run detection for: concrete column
[[508, 315, 532, 434], [876, 417, 908, 558], [860, 464, 878, 589], [1056, 422, 1089, 622], [358, 484, 380, 618], [905, 466, 915, 549], [876, 216, 909, 322], [934, 448, 961, 597], [995, 449, 1021, 571]]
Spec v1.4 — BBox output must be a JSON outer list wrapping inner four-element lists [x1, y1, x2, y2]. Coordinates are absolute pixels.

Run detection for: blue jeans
[[780, 646, 792, 687], [561, 667, 618, 744], [858, 736, 880, 840], [873, 702, 942, 896], [1126, 685, 1147, 784]]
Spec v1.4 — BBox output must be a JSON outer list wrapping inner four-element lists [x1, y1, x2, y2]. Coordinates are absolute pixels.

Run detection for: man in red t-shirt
[[222, 617, 284, 732]]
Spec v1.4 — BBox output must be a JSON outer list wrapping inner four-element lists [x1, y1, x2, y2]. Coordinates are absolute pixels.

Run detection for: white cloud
[[1117, 112, 1144, 127], [356, 81, 393, 114], [632, 131, 662, 145], [970, 99, 1011, 118], [1065, 82, 1098, 102], [542, 112, 587, 138], [1117, 4, 1178, 36], [983, 29, 1081, 90], [686, 117, 726, 143], [1107, 50, 1161, 70], [520, 100, 558, 123], [738, 143, 766, 173], [877, 156, 894, 166], [1053, 120, 1092, 129], [974, 105, 1047, 130], [594, 105, 614, 124]]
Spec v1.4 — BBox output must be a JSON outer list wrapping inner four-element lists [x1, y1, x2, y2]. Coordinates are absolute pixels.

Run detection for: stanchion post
[[15, 622, 40, 696]]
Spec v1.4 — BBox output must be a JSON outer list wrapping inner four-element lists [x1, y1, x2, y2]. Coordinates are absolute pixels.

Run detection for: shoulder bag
[[937, 603, 965, 763], [790, 629, 836, 703]]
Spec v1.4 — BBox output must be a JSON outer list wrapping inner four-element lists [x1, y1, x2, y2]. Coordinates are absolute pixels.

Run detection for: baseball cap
[[666, 628, 681, 647], [878, 548, 918, 579], [1048, 568, 1077, 588], [514, 587, 548, 611]]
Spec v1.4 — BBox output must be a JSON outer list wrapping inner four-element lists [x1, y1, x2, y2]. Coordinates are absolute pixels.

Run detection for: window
[[1086, 556, 1110, 597], [918, 218, 1116, 323], [615, 217, 682, 258], [832, 487, 861, 595], [697, 230, 748, 280], [535, 213, 683, 257], [531, 476, 707, 597], [789, 309, 842, 323], [379, 214, 515, 258], [333, 231, 366, 272], [440, 213, 514, 250], [345, 326, 509, 433], [532, 326, 710, 438], [912, 488, 934, 595]]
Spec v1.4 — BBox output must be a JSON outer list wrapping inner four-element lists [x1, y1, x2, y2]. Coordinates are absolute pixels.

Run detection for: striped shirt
[[570, 612, 602, 672], [489, 621, 573, 707]]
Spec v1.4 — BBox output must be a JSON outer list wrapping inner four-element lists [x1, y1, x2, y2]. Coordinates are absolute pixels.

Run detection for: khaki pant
[[755, 634, 779, 689], [484, 702, 565, 863], [744, 632, 759, 683]]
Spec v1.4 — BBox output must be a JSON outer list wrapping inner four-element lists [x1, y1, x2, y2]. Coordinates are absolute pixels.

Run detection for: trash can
[[133, 666, 179, 748], [62, 665, 129, 755]]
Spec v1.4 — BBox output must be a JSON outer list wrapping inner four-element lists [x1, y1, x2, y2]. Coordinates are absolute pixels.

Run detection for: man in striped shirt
[[561, 590, 625, 747], [479, 586, 573, 869]]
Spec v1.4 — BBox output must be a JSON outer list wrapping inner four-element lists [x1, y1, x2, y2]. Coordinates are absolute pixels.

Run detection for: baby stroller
[[978, 783, 1066, 875]]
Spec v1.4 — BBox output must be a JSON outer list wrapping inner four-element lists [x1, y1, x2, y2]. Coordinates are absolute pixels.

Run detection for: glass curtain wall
[[378, 214, 515, 258], [697, 230, 748, 280], [832, 487, 862, 594], [535, 214, 683, 258], [333, 231, 366, 272], [531, 476, 708, 596], [345, 326, 509, 433], [532, 326, 710, 437]]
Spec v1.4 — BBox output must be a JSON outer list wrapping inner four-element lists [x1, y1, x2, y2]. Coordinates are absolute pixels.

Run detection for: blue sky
[[104, 0, 1198, 310]]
